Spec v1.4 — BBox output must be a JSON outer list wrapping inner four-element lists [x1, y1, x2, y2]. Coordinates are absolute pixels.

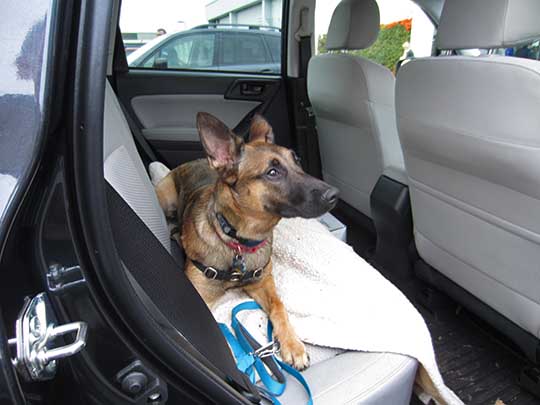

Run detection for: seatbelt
[[106, 183, 260, 402], [298, 36, 311, 79], [109, 26, 159, 170], [294, 36, 322, 179], [220, 301, 313, 405], [117, 101, 158, 168]]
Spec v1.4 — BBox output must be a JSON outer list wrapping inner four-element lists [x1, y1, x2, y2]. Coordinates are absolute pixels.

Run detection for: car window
[[221, 33, 268, 66], [315, 0, 435, 74], [140, 33, 215, 69], [189, 34, 216, 67], [121, 0, 283, 74], [264, 35, 281, 63]]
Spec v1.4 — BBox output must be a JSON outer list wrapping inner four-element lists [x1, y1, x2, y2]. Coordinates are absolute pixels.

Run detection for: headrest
[[326, 0, 380, 51], [437, 0, 540, 50]]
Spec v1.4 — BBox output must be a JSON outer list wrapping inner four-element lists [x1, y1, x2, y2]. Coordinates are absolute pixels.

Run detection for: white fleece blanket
[[149, 162, 461, 404], [211, 217, 464, 405]]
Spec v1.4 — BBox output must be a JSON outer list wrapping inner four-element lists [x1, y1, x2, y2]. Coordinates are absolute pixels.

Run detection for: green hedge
[[317, 23, 411, 72]]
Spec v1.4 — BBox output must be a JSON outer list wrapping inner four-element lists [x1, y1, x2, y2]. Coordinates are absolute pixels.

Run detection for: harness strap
[[220, 301, 313, 405], [191, 259, 265, 282]]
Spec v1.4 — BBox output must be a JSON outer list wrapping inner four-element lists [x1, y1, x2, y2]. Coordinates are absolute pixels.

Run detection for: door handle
[[240, 82, 264, 96]]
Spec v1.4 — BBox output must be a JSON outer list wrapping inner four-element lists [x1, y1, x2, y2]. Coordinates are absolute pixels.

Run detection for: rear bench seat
[[103, 81, 418, 404]]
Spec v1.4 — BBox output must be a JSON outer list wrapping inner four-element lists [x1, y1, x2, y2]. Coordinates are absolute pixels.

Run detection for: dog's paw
[[279, 336, 310, 371], [149, 161, 170, 186]]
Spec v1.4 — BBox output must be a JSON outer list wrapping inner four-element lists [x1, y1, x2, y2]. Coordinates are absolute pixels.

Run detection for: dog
[[154, 112, 338, 370]]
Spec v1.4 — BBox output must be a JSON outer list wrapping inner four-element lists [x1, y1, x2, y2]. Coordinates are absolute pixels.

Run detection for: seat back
[[396, 0, 540, 337], [308, 0, 405, 217], [103, 81, 171, 252]]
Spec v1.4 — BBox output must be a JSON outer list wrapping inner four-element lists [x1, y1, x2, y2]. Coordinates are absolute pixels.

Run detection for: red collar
[[225, 239, 268, 254]]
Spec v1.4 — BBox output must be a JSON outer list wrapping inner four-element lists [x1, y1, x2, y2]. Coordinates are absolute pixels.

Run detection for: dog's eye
[[266, 168, 279, 178]]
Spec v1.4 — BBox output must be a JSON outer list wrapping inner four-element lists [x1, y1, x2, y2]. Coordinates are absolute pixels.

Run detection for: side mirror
[[153, 57, 168, 69]]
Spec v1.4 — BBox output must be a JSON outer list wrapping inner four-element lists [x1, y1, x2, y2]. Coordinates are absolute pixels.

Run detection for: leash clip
[[253, 340, 280, 359], [229, 271, 243, 282]]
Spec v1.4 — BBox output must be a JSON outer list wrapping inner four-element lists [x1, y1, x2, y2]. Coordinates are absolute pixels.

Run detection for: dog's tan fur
[[155, 113, 450, 402], [154, 113, 339, 369]]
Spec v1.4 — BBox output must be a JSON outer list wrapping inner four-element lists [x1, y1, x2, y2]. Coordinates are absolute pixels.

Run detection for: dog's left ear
[[248, 114, 274, 144]]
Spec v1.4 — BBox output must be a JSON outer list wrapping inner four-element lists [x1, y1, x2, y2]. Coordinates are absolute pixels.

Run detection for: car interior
[[3, 0, 540, 404], [106, 0, 540, 402], [89, 0, 540, 403]]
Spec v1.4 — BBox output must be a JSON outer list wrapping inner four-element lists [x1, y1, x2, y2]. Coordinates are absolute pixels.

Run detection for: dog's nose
[[321, 187, 339, 205]]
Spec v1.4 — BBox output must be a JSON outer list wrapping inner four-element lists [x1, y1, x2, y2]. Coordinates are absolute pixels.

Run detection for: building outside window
[[206, 0, 283, 28]]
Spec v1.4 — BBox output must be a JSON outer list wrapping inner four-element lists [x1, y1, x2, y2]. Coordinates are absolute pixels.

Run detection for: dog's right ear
[[196, 112, 243, 172]]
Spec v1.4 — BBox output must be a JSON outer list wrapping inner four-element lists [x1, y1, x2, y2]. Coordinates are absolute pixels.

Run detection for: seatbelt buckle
[[253, 340, 280, 359]]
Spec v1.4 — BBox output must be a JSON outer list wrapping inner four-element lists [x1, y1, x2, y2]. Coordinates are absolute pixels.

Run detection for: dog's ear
[[197, 112, 243, 172], [248, 114, 274, 144]]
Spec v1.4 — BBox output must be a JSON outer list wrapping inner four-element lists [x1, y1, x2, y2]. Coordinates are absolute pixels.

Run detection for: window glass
[[189, 34, 215, 67], [265, 35, 281, 62], [141, 34, 202, 68], [220, 32, 279, 73], [315, 0, 435, 74], [121, 0, 283, 74], [224, 33, 267, 65], [237, 34, 267, 64]]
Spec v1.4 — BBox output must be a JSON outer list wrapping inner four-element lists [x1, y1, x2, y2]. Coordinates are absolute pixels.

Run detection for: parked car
[[123, 39, 147, 55], [127, 24, 281, 74]]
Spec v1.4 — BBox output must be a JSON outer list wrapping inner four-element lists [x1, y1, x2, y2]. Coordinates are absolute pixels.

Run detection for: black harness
[[191, 259, 264, 282], [190, 213, 269, 282]]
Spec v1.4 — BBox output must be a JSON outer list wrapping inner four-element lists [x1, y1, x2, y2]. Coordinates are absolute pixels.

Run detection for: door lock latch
[[8, 292, 88, 381]]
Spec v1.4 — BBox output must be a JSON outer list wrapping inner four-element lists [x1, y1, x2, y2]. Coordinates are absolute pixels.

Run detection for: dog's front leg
[[243, 263, 309, 371]]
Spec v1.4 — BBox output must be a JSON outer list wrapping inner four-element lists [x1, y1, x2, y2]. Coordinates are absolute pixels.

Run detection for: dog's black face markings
[[253, 148, 338, 219], [197, 112, 338, 219]]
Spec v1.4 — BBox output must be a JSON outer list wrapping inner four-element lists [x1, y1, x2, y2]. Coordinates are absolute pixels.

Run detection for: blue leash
[[219, 301, 313, 404]]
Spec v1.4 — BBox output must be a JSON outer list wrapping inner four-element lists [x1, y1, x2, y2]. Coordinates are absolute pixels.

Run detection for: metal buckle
[[203, 267, 218, 280], [252, 340, 280, 359], [47, 264, 85, 293], [229, 271, 243, 282], [253, 268, 263, 279]]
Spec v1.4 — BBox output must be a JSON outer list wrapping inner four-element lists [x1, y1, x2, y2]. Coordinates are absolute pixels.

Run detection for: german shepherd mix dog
[[155, 112, 338, 370]]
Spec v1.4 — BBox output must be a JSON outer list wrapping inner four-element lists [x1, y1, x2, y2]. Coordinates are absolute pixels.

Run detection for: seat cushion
[[277, 352, 417, 405], [103, 79, 418, 405]]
